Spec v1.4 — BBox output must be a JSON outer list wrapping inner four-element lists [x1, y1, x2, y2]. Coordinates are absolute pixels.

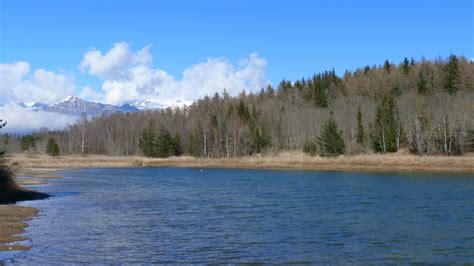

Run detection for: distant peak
[[61, 96, 80, 102]]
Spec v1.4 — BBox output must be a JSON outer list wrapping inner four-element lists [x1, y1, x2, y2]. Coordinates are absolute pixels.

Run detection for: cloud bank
[[80, 42, 270, 105], [0, 62, 76, 105], [0, 104, 77, 133]]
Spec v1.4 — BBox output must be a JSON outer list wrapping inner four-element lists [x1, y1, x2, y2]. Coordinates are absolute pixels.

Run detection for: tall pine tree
[[317, 112, 345, 157], [139, 120, 156, 157], [444, 54, 461, 94], [46, 138, 60, 157], [372, 94, 399, 153], [356, 106, 366, 146]]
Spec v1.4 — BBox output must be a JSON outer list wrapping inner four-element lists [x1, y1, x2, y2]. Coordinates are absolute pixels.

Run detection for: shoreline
[[7, 152, 474, 174], [0, 205, 38, 252]]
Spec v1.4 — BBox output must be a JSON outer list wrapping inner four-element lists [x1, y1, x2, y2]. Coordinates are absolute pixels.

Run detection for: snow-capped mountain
[[130, 99, 193, 110], [129, 99, 168, 110], [23, 96, 141, 116], [21, 96, 191, 116]]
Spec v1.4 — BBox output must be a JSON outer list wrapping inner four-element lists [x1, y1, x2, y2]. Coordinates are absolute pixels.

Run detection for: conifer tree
[[21, 135, 37, 152], [444, 54, 461, 94], [265, 84, 275, 97], [317, 112, 345, 156], [402, 57, 410, 74], [417, 70, 428, 94], [46, 138, 60, 157], [363, 66, 371, 74], [139, 120, 156, 157], [155, 130, 182, 158], [356, 106, 366, 146], [372, 94, 398, 153], [383, 60, 391, 73], [188, 131, 201, 157]]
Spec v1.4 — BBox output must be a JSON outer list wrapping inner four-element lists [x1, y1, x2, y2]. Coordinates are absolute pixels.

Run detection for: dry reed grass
[[7, 151, 474, 173]]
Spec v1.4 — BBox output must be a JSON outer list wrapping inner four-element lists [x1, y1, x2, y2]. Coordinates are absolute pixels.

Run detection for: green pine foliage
[[139, 120, 156, 157], [372, 94, 399, 153], [444, 54, 461, 94], [383, 60, 391, 73], [21, 135, 37, 151], [154, 130, 182, 158], [356, 106, 366, 146], [139, 121, 182, 158], [402, 57, 410, 75], [187, 131, 201, 157], [46, 138, 60, 157], [417, 70, 428, 94], [317, 113, 345, 157]]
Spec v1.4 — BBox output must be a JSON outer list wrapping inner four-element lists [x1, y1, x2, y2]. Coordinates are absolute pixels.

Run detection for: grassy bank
[[8, 151, 474, 173], [0, 156, 50, 252], [0, 158, 50, 205], [0, 205, 38, 251]]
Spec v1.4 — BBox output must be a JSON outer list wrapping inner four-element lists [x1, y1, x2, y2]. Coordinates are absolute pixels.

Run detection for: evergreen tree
[[372, 94, 398, 153], [21, 135, 37, 152], [356, 106, 366, 146], [188, 131, 201, 157], [155, 130, 172, 158], [46, 138, 60, 157], [170, 134, 183, 156], [155, 130, 182, 158], [417, 69, 428, 94], [402, 57, 410, 74], [317, 113, 345, 156], [363, 65, 371, 75], [237, 100, 250, 121], [383, 60, 391, 73], [444, 54, 461, 94], [248, 105, 271, 153], [139, 120, 156, 157], [265, 84, 275, 97], [313, 74, 328, 107]]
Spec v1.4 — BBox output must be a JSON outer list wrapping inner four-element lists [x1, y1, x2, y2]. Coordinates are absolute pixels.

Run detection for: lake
[[5, 167, 474, 263]]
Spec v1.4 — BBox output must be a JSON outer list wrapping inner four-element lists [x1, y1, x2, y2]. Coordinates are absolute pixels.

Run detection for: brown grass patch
[[7, 152, 474, 173], [0, 205, 38, 251]]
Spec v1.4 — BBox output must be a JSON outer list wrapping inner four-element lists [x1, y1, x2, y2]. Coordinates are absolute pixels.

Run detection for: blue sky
[[0, 0, 473, 106]]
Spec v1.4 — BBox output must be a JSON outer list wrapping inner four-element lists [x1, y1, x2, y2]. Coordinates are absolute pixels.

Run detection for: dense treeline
[[2, 55, 473, 157]]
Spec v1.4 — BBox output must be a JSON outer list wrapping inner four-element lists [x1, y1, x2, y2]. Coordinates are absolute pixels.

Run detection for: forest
[[2, 55, 473, 158]]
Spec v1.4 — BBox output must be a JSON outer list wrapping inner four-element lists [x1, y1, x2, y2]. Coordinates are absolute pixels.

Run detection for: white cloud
[[0, 61, 30, 90], [81, 42, 270, 106], [0, 62, 76, 104], [0, 104, 77, 133], [180, 53, 268, 100], [79, 42, 152, 80], [79, 86, 104, 102]]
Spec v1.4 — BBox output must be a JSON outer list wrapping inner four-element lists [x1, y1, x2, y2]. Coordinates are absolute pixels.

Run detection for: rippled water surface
[[7, 167, 474, 263]]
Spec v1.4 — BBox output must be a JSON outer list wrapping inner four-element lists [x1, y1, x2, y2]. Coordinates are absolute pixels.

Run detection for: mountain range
[[21, 96, 169, 116]]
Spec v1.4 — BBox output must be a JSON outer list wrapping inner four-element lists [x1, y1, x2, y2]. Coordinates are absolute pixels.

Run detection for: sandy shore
[[7, 151, 474, 173]]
